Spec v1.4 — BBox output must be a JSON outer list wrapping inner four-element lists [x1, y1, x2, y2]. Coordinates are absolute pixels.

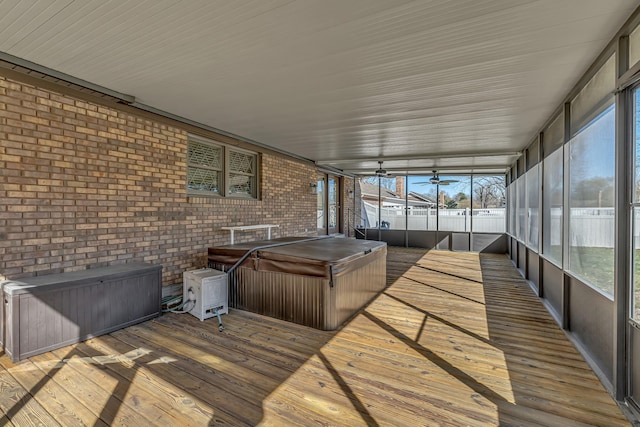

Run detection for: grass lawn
[[546, 245, 562, 265], [543, 246, 640, 320], [568, 246, 615, 297]]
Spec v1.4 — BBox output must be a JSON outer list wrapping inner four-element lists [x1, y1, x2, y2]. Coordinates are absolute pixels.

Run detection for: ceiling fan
[[429, 170, 458, 185], [415, 170, 459, 185], [374, 161, 394, 177]]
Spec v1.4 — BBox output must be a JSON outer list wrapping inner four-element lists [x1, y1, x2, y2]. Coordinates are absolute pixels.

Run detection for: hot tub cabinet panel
[[209, 238, 387, 330], [1, 263, 162, 362]]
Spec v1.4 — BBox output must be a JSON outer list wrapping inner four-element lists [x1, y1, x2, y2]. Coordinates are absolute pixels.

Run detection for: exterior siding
[[0, 75, 317, 286]]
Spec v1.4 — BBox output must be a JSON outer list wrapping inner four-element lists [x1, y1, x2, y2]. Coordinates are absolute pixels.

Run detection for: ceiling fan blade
[[439, 179, 459, 184]]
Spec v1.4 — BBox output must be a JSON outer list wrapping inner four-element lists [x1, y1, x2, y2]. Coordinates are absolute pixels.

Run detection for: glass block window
[[187, 135, 259, 199], [187, 139, 222, 195]]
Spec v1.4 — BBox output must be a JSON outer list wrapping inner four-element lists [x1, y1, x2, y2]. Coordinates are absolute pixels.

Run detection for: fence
[[362, 202, 506, 233], [362, 203, 621, 247], [536, 209, 616, 248]]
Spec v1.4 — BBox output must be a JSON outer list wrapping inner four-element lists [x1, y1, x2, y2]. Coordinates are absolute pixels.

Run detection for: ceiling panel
[[1, 0, 637, 174]]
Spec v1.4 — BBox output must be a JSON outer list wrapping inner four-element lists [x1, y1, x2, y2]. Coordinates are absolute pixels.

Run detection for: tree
[[457, 194, 471, 209], [409, 186, 438, 207], [446, 191, 469, 209], [360, 176, 396, 192], [472, 176, 506, 208], [570, 176, 614, 207]]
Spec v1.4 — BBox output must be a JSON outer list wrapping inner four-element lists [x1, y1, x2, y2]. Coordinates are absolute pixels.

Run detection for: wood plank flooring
[[0, 248, 630, 426]]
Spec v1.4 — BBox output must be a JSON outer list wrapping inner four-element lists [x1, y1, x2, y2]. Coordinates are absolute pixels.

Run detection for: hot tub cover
[[208, 237, 386, 278]]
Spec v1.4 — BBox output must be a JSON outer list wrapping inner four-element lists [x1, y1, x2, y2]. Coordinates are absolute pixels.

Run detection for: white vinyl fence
[[362, 202, 506, 233], [362, 203, 616, 247], [569, 208, 615, 248], [546, 208, 615, 248]]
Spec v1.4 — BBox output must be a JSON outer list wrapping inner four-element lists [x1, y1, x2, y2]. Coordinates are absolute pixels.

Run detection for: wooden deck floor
[[0, 248, 630, 426]]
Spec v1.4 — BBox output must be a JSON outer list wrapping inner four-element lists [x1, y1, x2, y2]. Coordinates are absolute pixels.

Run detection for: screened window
[[632, 89, 640, 321], [187, 135, 258, 198], [567, 104, 615, 298], [376, 176, 406, 230], [526, 165, 540, 249], [359, 176, 383, 229], [472, 176, 506, 233], [407, 176, 438, 231], [517, 176, 526, 241], [437, 176, 471, 232], [542, 147, 563, 266], [359, 174, 504, 233], [508, 183, 516, 236], [634, 207, 640, 321]]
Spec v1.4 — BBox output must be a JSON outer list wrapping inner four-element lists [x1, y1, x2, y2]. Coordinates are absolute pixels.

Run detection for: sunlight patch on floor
[[261, 352, 367, 425], [364, 292, 427, 341], [82, 339, 216, 424]]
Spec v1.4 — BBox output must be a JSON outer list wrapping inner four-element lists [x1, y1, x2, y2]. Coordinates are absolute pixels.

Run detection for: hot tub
[[208, 237, 387, 330]]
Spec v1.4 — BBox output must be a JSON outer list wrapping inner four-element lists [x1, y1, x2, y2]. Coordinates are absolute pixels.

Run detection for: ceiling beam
[[345, 165, 509, 174], [315, 151, 522, 164]]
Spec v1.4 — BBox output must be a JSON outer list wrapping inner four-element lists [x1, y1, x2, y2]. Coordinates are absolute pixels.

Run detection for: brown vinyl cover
[[256, 239, 385, 278], [207, 237, 309, 266], [208, 237, 386, 279]]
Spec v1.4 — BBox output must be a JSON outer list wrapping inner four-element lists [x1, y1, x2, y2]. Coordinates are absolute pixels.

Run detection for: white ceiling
[[1, 0, 638, 175]]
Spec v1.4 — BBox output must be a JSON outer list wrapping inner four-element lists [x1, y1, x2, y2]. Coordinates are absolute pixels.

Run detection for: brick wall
[[0, 75, 317, 286], [342, 177, 356, 237], [395, 176, 405, 197]]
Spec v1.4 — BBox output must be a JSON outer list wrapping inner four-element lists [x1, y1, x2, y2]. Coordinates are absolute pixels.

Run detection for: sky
[[570, 103, 615, 181], [407, 175, 497, 198]]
